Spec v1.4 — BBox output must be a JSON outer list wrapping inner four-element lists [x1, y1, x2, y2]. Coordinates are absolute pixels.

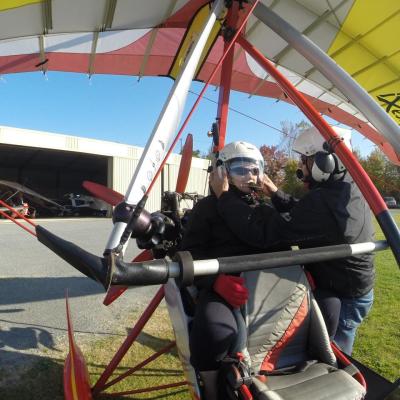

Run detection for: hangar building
[[0, 126, 210, 213]]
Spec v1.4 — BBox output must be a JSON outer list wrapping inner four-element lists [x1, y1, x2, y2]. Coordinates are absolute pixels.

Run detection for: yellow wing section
[[328, 0, 400, 125], [0, 0, 43, 12], [169, 3, 223, 80]]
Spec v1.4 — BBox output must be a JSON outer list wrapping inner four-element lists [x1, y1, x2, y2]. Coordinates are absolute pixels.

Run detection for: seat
[[243, 266, 366, 400], [164, 265, 366, 400]]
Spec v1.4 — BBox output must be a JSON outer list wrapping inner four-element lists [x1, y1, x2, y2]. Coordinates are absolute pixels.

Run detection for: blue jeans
[[333, 289, 374, 355]]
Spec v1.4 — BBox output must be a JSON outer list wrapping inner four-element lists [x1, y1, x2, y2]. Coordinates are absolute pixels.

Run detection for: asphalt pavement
[[0, 218, 159, 375]]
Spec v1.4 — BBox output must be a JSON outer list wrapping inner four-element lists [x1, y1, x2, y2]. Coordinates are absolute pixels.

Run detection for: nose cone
[[36, 225, 109, 289]]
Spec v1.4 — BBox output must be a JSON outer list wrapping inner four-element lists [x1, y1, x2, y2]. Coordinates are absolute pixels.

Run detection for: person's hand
[[259, 174, 278, 196], [213, 274, 249, 308], [209, 167, 229, 198]]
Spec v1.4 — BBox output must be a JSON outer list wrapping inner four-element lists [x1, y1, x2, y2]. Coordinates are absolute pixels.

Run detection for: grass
[[352, 212, 400, 382], [0, 214, 398, 399], [0, 306, 191, 400]]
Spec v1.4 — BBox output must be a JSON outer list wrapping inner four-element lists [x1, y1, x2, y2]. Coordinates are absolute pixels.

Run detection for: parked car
[[383, 196, 397, 208]]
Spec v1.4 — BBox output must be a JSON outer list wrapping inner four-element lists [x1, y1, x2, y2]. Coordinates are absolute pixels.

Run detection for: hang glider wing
[[0, 179, 64, 210], [0, 0, 398, 163]]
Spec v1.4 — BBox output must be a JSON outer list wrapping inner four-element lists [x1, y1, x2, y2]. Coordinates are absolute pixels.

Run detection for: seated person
[[179, 140, 274, 400]]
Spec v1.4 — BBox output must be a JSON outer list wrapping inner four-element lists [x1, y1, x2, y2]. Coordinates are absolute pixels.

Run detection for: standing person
[[179, 141, 274, 400], [210, 126, 375, 356]]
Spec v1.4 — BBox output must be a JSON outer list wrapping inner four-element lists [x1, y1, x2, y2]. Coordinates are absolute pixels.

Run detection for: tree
[[260, 145, 288, 188], [358, 147, 400, 201], [359, 148, 386, 194], [279, 120, 311, 158], [192, 149, 202, 158], [282, 158, 306, 198]]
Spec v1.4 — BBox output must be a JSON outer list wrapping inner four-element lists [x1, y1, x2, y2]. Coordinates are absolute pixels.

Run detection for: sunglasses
[[229, 166, 260, 176]]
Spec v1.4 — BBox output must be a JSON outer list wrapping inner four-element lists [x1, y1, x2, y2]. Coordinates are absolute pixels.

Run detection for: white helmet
[[219, 141, 264, 175], [293, 126, 352, 182]]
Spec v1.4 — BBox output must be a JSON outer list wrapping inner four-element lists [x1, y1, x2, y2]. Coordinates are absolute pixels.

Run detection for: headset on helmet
[[293, 126, 352, 183]]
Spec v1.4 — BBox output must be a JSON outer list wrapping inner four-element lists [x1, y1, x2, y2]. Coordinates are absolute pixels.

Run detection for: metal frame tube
[[92, 286, 165, 395], [253, 2, 400, 159], [238, 35, 400, 266], [215, 4, 239, 151], [102, 341, 176, 390]]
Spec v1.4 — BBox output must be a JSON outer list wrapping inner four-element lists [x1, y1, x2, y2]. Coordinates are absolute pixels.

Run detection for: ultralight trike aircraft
[[0, 0, 399, 399]]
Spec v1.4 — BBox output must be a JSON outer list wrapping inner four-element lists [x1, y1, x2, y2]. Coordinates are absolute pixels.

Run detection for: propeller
[[175, 133, 193, 194], [98, 134, 194, 305], [82, 181, 123, 206]]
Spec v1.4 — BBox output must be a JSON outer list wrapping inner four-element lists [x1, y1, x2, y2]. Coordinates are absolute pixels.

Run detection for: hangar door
[[0, 144, 109, 200]]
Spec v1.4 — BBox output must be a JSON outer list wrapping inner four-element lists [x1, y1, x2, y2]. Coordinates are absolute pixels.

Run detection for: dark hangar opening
[[0, 144, 109, 200]]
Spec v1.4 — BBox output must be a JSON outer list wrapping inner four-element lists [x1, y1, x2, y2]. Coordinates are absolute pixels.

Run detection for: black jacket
[[217, 174, 375, 297], [179, 188, 267, 290]]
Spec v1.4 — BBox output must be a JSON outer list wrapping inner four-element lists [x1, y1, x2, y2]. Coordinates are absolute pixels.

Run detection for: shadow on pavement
[[0, 276, 104, 305], [0, 326, 57, 351]]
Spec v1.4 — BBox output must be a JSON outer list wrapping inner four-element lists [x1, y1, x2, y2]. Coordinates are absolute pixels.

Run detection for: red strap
[[239, 384, 253, 400]]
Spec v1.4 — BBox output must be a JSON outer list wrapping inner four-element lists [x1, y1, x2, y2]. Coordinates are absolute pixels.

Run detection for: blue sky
[[0, 71, 375, 157]]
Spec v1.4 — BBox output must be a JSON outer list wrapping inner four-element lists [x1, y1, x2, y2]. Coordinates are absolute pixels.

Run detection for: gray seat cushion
[[251, 365, 366, 400]]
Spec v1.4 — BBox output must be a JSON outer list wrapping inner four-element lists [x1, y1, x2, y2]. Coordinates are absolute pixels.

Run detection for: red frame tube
[[102, 341, 176, 390], [331, 342, 367, 388], [105, 380, 188, 397], [0, 199, 36, 225], [92, 286, 165, 395], [214, 4, 239, 151], [237, 36, 385, 214], [0, 208, 36, 237], [238, 35, 400, 265]]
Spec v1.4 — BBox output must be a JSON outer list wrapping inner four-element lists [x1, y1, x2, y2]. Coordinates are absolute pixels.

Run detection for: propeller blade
[[82, 181, 123, 206], [64, 294, 92, 400], [175, 134, 193, 194], [103, 249, 153, 306]]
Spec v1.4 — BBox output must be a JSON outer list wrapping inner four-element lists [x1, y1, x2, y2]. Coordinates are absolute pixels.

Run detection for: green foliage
[[353, 213, 400, 382], [282, 159, 306, 198], [192, 149, 202, 158], [359, 148, 400, 200]]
